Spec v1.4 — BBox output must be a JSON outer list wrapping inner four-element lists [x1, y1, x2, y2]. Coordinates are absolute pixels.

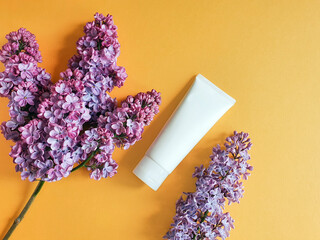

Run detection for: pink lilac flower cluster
[[83, 89, 161, 180], [0, 13, 161, 182], [0, 28, 51, 141], [98, 90, 161, 149], [164, 131, 253, 240]]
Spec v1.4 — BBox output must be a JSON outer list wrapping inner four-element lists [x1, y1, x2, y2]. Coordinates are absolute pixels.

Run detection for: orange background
[[0, 0, 320, 239]]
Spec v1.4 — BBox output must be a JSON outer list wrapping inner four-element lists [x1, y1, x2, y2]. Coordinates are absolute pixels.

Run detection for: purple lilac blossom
[[0, 28, 52, 141], [0, 13, 161, 182], [98, 89, 161, 149], [82, 127, 118, 180], [164, 131, 253, 240]]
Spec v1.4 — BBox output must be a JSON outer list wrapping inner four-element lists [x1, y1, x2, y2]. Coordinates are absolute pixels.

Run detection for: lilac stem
[[3, 149, 99, 239], [3, 180, 45, 240], [71, 148, 99, 172]]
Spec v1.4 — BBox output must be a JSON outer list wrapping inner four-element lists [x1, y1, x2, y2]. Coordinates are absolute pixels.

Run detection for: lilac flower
[[62, 93, 80, 111], [14, 89, 35, 106], [126, 119, 141, 136], [29, 143, 45, 160], [35, 160, 53, 177], [0, 27, 52, 142], [0, 27, 42, 65], [81, 131, 99, 154], [0, 81, 13, 96], [1, 121, 19, 141], [47, 137, 60, 150], [98, 90, 161, 150], [90, 169, 102, 180], [164, 131, 253, 240], [88, 156, 118, 180], [111, 121, 125, 135], [55, 81, 70, 95], [18, 119, 41, 144], [101, 159, 118, 178], [18, 63, 34, 79], [0, 13, 161, 183], [36, 68, 51, 87], [49, 126, 68, 140], [9, 104, 28, 123], [121, 89, 161, 125]]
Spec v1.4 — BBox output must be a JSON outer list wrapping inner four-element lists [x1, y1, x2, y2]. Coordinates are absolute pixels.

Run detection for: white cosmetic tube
[[133, 74, 236, 191]]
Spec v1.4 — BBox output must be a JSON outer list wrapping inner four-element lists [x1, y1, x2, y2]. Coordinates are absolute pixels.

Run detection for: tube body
[[133, 74, 236, 190]]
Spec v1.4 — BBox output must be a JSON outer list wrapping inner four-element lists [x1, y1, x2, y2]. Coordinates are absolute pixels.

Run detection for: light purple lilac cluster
[[164, 131, 253, 240], [0, 13, 161, 182]]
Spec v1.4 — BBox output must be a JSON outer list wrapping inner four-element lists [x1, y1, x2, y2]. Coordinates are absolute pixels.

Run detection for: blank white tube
[[133, 74, 236, 191]]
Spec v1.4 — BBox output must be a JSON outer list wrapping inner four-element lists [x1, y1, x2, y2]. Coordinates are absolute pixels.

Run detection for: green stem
[[3, 148, 99, 239], [3, 180, 45, 240], [71, 148, 99, 172], [201, 210, 209, 222]]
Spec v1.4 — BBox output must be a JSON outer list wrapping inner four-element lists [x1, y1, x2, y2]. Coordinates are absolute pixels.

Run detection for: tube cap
[[133, 155, 169, 191]]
